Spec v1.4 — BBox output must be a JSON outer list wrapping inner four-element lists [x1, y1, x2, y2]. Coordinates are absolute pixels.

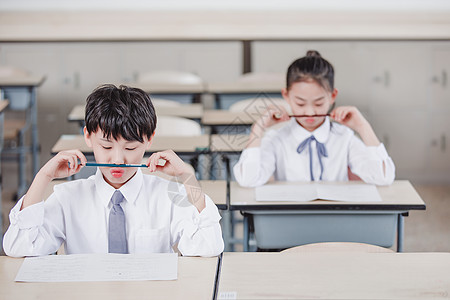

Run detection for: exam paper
[[255, 183, 382, 202], [15, 253, 178, 282]]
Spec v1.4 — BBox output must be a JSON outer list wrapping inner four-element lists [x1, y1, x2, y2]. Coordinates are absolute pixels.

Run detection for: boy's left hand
[[330, 106, 369, 132], [146, 150, 193, 177]]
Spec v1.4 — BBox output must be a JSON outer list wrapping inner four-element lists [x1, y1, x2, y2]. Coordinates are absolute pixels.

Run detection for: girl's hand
[[146, 150, 192, 177], [330, 106, 369, 132], [255, 105, 290, 129], [40, 150, 87, 180]]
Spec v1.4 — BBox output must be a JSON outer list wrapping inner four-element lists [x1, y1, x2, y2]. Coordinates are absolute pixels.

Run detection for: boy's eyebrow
[[294, 96, 326, 102]]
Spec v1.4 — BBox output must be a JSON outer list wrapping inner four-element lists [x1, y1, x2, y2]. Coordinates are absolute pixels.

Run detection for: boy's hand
[[330, 106, 369, 132], [146, 150, 193, 177], [40, 150, 87, 180]]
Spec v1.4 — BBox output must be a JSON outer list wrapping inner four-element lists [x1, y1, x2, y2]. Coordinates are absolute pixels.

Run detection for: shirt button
[[193, 217, 200, 225]]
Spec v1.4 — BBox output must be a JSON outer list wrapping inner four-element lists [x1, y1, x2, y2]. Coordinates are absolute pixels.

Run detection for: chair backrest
[[238, 72, 285, 84], [281, 242, 394, 254], [155, 115, 201, 136], [138, 70, 203, 85]]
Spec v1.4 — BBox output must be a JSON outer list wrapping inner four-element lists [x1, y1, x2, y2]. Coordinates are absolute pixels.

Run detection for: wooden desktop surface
[[0, 256, 218, 300], [210, 134, 249, 152], [218, 252, 450, 299], [69, 104, 203, 121], [52, 134, 210, 154], [0, 75, 46, 87], [202, 110, 255, 126], [230, 180, 426, 210]]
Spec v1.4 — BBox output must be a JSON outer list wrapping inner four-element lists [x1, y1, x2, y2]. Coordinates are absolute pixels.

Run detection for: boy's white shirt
[[3, 169, 224, 257], [234, 117, 395, 187]]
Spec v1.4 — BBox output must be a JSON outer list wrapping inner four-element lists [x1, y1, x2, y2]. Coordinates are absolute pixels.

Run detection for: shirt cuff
[[240, 147, 261, 162], [366, 143, 389, 160], [9, 196, 45, 229]]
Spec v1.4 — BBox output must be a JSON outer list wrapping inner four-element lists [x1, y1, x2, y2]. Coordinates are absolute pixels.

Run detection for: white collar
[[289, 117, 331, 144], [95, 168, 143, 207]]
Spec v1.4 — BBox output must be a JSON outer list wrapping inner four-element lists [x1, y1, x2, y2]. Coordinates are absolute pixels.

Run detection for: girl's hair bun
[[306, 50, 321, 57]]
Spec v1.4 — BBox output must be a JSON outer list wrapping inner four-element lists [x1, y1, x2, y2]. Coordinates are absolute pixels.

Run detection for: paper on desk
[[15, 253, 178, 282], [255, 183, 382, 202]]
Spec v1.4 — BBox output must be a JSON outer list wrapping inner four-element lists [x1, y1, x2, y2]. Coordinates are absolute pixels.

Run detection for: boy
[[3, 84, 224, 257]]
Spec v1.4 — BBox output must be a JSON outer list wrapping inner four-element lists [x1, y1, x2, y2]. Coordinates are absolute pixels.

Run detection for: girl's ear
[[83, 127, 93, 148], [330, 88, 338, 105]]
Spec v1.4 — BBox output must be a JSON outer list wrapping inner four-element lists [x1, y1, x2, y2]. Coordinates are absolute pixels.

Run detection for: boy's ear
[[145, 132, 156, 150], [281, 88, 289, 102], [83, 127, 93, 148]]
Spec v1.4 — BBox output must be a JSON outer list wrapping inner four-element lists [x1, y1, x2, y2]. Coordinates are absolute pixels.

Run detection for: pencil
[[274, 113, 330, 119], [68, 162, 148, 168], [84, 162, 148, 168]]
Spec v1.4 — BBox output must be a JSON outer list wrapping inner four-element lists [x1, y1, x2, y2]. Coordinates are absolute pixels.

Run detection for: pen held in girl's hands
[[273, 113, 330, 120]]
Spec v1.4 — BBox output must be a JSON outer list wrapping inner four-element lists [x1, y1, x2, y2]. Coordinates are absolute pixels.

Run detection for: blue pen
[[69, 162, 147, 168]]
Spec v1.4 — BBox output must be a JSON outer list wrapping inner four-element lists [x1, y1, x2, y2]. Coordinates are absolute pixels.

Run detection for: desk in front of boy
[[230, 181, 425, 252], [0, 255, 219, 300], [217, 252, 450, 299], [0, 75, 46, 196], [69, 103, 204, 131]]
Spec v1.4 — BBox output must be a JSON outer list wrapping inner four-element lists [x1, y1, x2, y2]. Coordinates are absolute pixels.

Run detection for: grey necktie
[[108, 190, 128, 254]]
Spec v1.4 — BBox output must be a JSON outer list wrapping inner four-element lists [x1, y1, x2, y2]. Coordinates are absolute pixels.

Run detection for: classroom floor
[[1, 160, 450, 254]]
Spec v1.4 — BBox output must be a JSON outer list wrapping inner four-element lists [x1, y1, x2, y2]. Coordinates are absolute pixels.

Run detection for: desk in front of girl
[[230, 180, 425, 252]]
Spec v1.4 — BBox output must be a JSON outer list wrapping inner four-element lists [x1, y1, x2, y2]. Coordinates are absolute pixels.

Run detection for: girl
[[233, 50, 395, 187]]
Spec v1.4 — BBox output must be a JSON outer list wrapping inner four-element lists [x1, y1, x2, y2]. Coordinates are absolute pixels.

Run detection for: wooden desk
[[44, 179, 227, 210], [52, 134, 210, 155], [69, 103, 204, 129], [0, 75, 46, 197], [218, 252, 450, 299], [0, 256, 219, 300], [202, 110, 255, 128], [0, 99, 9, 248], [230, 181, 426, 252]]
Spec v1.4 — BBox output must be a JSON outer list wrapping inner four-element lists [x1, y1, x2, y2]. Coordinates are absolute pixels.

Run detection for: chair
[[281, 242, 394, 254], [138, 70, 203, 86], [138, 71, 204, 104], [152, 98, 182, 107], [155, 116, 202, 136]]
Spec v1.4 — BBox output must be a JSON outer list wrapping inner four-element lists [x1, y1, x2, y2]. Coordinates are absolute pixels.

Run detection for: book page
[[15, 253, 178, 282]]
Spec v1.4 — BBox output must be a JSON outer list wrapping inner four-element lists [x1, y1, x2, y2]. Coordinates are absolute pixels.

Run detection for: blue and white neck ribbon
[[297, 135, 328, 181]]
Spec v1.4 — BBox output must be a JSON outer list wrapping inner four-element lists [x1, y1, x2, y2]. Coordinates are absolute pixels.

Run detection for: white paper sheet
[[255, 183, 382, 202], [15, 253, 178, 282]]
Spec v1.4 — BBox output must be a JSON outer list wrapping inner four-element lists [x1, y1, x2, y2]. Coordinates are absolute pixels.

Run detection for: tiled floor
[[1, 161, 450, 253]]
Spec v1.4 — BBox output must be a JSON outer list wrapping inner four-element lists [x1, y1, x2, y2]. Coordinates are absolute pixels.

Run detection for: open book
[[255, 183, 382, 202]]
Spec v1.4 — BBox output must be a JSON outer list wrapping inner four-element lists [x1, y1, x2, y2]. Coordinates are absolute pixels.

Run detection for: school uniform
[[233, 117, 395, 187], [3, 169, 224, 257]]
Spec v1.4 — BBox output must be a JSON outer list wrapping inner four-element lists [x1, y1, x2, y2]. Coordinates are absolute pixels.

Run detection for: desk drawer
[[250, 211, 399, 249]]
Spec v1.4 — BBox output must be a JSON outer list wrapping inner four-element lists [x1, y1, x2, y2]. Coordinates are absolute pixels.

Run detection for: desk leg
[[397, 214, 404, 252], [243, 214, 249, 252], [30, 87, 39, 176]]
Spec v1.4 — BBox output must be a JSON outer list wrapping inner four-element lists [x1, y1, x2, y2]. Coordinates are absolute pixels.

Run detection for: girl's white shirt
[[233, 117, 395, 187]]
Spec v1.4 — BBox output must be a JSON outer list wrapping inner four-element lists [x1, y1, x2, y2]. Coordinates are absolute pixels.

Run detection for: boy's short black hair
[[85, 84, 157, 142]]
